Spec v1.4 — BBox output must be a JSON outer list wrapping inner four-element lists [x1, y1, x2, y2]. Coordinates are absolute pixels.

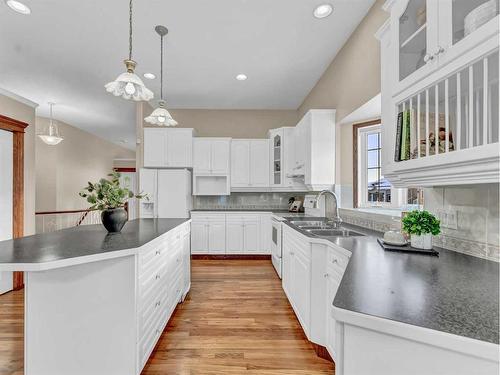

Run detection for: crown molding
[[0, 87, 39, 108]]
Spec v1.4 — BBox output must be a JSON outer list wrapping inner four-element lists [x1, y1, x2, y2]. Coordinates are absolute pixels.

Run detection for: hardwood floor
[[0, 260, 334, 375]]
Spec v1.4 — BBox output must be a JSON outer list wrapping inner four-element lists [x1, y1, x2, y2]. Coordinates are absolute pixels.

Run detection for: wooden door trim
[[352, 119, 381, 208], [0, 114, 28, 290]]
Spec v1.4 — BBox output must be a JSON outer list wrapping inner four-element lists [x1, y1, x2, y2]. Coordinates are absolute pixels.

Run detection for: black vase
[[101, 208, 128, 233]]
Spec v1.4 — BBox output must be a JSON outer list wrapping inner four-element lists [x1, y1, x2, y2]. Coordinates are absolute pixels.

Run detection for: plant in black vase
[[79, 171, 147, 233]]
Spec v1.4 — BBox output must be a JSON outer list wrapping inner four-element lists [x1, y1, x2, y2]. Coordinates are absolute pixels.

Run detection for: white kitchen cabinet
[[181, 229, 191, 300], [193, 138, 231, 175], [295, 110, 336, 190], [378, 1, 499, 187], [231, 139, 270, 189], [190, 214, 226, 254], [143, 128, 194, 168], [191, 212, 271, 254], [388, 0, 499, 96]]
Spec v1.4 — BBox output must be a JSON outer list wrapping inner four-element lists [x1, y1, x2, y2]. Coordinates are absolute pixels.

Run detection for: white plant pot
[[411, 233, 433, 249]]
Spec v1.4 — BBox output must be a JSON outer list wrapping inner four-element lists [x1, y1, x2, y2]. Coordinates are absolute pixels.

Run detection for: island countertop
[[0, 218, 190, 272], [282, 218, 499, 345]]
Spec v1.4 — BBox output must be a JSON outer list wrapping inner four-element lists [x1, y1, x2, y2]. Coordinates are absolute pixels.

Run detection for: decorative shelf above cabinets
[[143, 128, 195, 168], [379, 0, 499, 187]]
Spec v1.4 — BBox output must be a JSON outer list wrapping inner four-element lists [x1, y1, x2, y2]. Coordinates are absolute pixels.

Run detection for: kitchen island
[[0, 218, 191, 375], [279, 218, 499, 375]]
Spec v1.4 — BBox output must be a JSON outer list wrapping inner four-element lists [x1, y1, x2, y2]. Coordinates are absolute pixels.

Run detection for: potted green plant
[[79, 171, 147, 233], [402, 210, 441, 249]]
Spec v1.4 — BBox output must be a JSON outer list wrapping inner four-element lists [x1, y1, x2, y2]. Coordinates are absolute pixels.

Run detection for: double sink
[[289, 220, 364, 238]]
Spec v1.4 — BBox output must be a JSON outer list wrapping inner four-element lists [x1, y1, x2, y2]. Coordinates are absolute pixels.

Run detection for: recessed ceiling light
[[236, 74, 247, 81], [313, 4, 333, 19], [5, 0, 31, 14], [143, 72, 155, 80]]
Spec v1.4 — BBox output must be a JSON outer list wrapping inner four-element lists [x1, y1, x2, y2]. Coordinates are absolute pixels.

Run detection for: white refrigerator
[[139, 168, 192, 219]]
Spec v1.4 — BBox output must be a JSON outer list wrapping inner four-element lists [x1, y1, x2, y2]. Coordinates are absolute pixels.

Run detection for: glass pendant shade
[[105, 60, 153, 101], [144, 100, 178, 126], [38, 103, 63, 145]]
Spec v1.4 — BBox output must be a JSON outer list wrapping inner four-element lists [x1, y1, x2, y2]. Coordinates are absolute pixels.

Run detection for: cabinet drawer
[[139, 305, 165, 370], [138, 258, 168, 303], [139, 243, 168, 276], [139, 280, 168, 340]]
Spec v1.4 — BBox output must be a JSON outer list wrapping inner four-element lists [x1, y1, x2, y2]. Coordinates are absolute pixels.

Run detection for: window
[[354, 120, 422, 209]]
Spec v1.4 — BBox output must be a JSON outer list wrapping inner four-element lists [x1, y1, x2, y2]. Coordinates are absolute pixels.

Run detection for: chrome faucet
[[314, 190, 342, 228]]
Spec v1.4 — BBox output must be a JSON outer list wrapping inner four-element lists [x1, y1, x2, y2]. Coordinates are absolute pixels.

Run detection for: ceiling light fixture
[[236, 74, 247, 81], [105, 0, 153, 101], [313, 4, 333, 19], [144, 26, 178, 126], [5, 0, 30, 14], [143, 73, 156, 80], [38, 103, 63, 146]]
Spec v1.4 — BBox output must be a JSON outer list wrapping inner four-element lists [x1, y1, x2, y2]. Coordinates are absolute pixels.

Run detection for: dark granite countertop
[[282, 217, 499, 344], [0, 218, 189, 269]]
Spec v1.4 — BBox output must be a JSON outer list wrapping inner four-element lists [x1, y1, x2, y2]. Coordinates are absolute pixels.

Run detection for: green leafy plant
[[402, 210, 441, 236], [79, 171, 147, 211]]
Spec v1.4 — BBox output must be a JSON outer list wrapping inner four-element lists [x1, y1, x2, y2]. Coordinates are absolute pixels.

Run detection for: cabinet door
[[281, 241, 293, 299], [325, 273, 340, 357], [182, 233, 191, 296], [208, 221, 226, 254], [231, 140, 250, 187], [191, 221, 207, 254], [193, 139, 212, 174], [259, 214, 272, 254], [270, 131, 283, 186], [144, 128, 166, 167], [226, 220, 244, 254], [211, 139, 231, 174], [243, 221, 260, 253], [393, 0, 439, 92], [167, 130, 192, 167], [249, 140, 270, 187], [293, 250, 311, 333]]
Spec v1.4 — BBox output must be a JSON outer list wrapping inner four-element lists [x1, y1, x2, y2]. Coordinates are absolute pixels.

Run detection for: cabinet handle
[[156, 274, 160, 280], [434, 46, 444, 56], [332, 258, 338, 264], [156, 250, 161, 255], [290, 251, 295, 256], [324, 273, 329, 278], [423, 53, 434, 63]]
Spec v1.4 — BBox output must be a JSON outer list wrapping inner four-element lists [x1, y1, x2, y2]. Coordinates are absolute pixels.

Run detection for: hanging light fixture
[[38, 103, 63, 146], [144, 25, 178, 126], [105, 0, 153, 101]]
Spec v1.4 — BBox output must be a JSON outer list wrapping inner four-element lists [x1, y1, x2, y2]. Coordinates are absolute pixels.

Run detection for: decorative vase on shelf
[[101, 208, 128, 233], [410, 233, 433, 250]]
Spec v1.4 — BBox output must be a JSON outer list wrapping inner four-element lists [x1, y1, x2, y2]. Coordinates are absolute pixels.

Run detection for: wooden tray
[[377, 238, 439, 256]]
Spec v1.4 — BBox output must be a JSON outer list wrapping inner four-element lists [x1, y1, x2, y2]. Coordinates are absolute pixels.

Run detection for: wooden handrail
[[35, 208, 97, 215]]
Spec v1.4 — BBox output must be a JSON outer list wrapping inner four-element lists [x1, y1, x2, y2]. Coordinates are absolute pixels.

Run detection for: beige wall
[[0, 93, 37, 236], [36, 117, 135, 211]]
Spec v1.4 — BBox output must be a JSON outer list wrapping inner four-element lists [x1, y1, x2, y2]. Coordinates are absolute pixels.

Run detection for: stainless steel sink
[[307, 228, 364, 237], [298, 225, 335, 230]]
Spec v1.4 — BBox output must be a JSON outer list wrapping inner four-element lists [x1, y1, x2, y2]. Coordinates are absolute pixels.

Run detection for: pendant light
[[105, 0, 153, 101], [144, 25, 178, 126], [38, 103, 63, 146]]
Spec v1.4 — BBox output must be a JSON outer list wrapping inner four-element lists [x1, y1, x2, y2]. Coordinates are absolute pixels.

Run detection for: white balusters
[[483, 57, 488, 146], [456, 72, 461, 151], [425, 89, 430, 156], [445, 78, 449, 153], [468, 65, 474, 148]]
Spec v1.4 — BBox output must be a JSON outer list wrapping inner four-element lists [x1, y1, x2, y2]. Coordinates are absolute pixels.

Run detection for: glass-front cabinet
[[268, 128, 283, 187], [392, 0, 499, 94]]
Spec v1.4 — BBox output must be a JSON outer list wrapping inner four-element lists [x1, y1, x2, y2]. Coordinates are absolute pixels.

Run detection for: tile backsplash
[[424, 184, 499, 262], [193, 192, 307, 210]]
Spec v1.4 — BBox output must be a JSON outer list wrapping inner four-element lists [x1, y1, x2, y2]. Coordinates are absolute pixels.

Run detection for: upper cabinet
[[193, 138, 231, 175], [392, 0, 500, 95], [380, 0, 499, 187], [192, 138, 231, 196], [143, 128, 195, 168], [296, 110, 336, 191], [231, 139, 270, 189]]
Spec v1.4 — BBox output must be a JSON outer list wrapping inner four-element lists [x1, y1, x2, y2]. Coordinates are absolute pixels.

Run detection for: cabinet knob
[[423, 53, 434, 63], [324, 273, 329, 278], [434, 46, 444, 56], [156, 274, 160, 280], [332, 258, 338, 264], [156, 250, 161, 255], [290, 251, 295, 256]]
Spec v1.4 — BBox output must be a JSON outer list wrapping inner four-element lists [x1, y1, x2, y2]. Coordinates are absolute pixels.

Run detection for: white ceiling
[[0, 0, 375, 148]]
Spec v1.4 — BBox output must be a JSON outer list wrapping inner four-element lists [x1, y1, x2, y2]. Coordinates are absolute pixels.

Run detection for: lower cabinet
[[191, 212, 271, 254], [282, 225, 350, 361], [137, 221, 191, 373]]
